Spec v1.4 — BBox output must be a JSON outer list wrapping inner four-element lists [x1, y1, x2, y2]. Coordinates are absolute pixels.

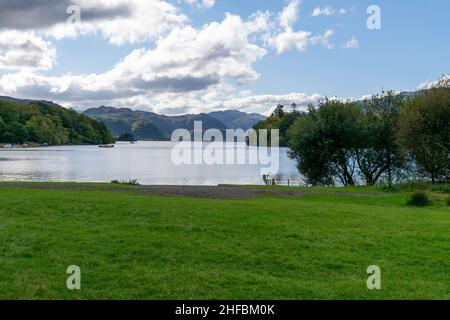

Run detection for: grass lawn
[[0, 183, 449, 300]]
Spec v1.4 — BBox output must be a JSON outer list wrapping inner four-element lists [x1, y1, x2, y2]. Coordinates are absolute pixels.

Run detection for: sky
[[0, 0, 449, 115]]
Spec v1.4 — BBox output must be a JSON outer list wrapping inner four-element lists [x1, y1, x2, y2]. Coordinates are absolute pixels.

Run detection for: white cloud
[[0, 14, 267, 109], [0, 0, 188, 45], [310, 29, 335, 49], [88, 0, 187, 45], [341, 36, 359, 49], [279, 0, 301, 29], [418, 74, 450, 89], [246, 11, 274, 34], [0, 0, 343, 115], [87, 88, 325, 116], [0, 31, 56, 71], [203, 92, 324, 116], [184, 0, 215, 9], [110, 13, 267, 85], [264, 1, 335, 54], [268, 29, 311, 54], [312, 6, 347, 17]]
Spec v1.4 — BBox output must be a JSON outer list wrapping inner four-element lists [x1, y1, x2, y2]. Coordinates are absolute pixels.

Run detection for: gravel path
[[0, 183, 300, 199], [0, 183, 387, 200]]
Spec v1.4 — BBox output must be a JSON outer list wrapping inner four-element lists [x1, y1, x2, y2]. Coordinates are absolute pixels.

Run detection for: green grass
[[0, 184, 449, 300]]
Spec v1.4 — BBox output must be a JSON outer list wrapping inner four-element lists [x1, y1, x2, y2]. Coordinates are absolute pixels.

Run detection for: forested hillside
[[0, 99, 113, 145]]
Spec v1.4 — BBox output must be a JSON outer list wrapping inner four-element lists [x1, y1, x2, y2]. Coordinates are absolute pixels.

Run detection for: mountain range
[[83, 107, 266, 140]]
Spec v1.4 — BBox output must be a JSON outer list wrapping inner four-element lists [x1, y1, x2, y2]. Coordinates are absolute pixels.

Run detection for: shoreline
[[0, 143, 115, 149], [0, 181, 389, 200]]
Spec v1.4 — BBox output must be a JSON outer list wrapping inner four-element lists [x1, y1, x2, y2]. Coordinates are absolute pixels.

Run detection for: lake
[[0, 141, 301, 185]]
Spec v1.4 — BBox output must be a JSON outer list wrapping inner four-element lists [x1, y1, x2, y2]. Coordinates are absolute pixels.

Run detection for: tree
[[0, 116, 5, 136], [253, 106, 302, 147], [6, 122, 29, 144], [356, 92, 405, 186], [2, 132, 16, 144], [117, 133, 136, 141], [397, 88, 450, 183], [287, 108, 333, 185], [272, 104, 285, 118], [288, 100, 361, 186], [291, 103, 298, 113], [25, 115, 69, 145]]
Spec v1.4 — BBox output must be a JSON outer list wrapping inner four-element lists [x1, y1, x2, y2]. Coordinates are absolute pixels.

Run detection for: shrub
[[128, 179, 140, 186], [111, 179, 140, 186], [407, 191, 432, 207], [447, 197, 450, 206]]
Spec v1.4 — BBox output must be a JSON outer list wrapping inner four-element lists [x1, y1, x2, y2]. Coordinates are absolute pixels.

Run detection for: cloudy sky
[[0, 0, 448, 115]]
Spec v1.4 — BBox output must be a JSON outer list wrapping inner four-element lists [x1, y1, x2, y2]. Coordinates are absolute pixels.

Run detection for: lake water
[[0, 141, 301, 185]]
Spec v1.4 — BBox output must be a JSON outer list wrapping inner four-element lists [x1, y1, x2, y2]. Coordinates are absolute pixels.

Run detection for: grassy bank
[[0, 183, 448, 299]]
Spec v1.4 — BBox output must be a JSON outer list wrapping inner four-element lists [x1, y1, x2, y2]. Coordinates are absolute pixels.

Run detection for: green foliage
[[407, 191, 432, 207], [272, 104, 285, 118], [255, 88, 448, 187], [288, 100, 361, 186], [0, 100, 113, 145], [356, 92, 405, 187], [253, 106, 302, 147], [117, 133, 136, 141], [397, 88, 450, 183], [287, 95, 406, 187], [0, 116, 5, 136], [394, 181, 450, 194], [432, 184, 450, 194], [111, 179, 140, 186], [4, 122, 28, 144]]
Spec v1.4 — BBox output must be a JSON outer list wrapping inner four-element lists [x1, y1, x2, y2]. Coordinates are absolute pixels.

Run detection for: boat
[[99, 144, 115, 148]]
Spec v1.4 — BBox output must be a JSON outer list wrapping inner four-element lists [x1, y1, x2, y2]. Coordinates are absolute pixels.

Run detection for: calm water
[[0, 141, 300, 185]]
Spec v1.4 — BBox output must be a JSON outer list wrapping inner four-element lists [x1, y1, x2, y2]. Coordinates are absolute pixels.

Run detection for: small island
[[116, 132, 137, 142]]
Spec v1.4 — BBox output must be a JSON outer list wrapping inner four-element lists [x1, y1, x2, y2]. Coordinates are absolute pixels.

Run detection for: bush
[[407, 191, 432, 207], [111, 179, 140, 186], [447, 197, 450, 206]]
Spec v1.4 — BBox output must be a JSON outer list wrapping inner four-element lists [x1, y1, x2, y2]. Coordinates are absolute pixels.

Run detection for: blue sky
[[0, 0, 448, 115]]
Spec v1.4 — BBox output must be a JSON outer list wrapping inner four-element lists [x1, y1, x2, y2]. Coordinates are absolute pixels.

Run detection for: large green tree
[[287, 107, 333, 185], [397, 88, 450, 183], [5, 122, 29, 144], [356, 92, 405, 186], [288, 100, 361, 186]]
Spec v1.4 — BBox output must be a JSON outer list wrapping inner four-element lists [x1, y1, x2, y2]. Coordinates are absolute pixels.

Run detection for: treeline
[[0, 100, 113, 145], [254, 87, 450, 186]]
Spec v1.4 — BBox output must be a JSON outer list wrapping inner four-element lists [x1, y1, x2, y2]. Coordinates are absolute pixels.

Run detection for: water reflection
[[0, 141, 300, 185]]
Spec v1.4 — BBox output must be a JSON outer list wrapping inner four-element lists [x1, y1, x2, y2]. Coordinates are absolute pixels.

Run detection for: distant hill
[[83, 107, 266, 140], [0, 96, 63, 108], [208, 110, 266, 131], [0, 97, 113, 145]]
